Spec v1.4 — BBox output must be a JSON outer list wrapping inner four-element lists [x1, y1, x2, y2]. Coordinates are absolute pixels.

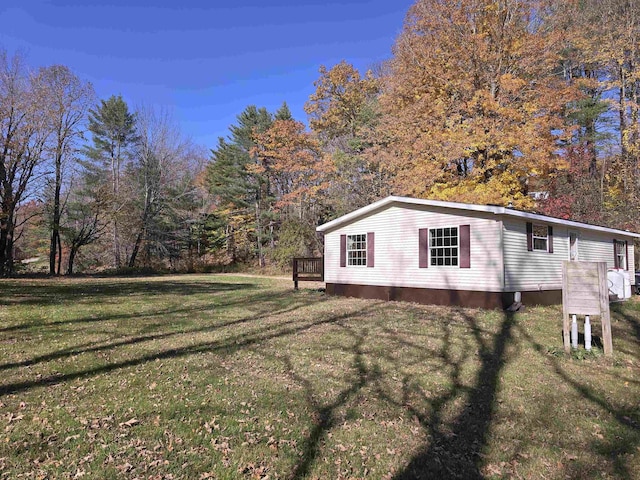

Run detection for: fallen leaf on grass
[[6, 413, 24, 423], [238, 462, 269, 479], [483, 464, 502, 476], [63, 434, 80, 444], [116, 462, 133, 473], [119, 418, 140, 428]]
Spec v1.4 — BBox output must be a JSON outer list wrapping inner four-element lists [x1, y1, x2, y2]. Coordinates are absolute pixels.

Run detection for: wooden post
[[293, 258, 299, 290], [597, 262, 613, 356]]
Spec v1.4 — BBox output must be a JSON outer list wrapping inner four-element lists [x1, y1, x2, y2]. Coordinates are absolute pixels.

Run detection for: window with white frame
[[430, 227, 458, 266], [347, 234, 367, 266], [615, 240, 627, 270], [532, 224, 548, 251]]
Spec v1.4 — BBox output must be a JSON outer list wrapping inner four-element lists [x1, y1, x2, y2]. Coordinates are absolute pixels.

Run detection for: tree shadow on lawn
[[269, 299, 638, 480], [0, 279, 254, 309], [384, 307, 638, 480], [0, 280, 257, 333], [387, 309, 516, 480], [610, 302, 640, 360], [515, 322, 639, 480], [0, 292, 353, 398], [0, 288, 327, 373], [249, 304, 513, 480], [3, 290, 638, 479], [282, 321, 375, 479]]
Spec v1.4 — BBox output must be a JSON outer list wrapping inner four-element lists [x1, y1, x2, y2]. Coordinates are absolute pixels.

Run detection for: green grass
[[0, 274, 638, 479]]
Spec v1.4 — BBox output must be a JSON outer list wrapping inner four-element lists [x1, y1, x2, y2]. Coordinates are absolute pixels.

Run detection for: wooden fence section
[[293, 257, 324, 290]]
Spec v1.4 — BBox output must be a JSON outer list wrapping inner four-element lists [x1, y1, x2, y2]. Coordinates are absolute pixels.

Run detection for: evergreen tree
[[275, 101, 293, 121], [206, 106, 273, 265], [82, 95, 138, 268]]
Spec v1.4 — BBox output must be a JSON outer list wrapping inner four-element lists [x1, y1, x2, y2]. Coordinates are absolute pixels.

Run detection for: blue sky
[[0, 0, 412, 149]]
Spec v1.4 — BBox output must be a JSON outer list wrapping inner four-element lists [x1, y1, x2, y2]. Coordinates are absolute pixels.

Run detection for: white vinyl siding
[[504, 219, 567, 291], [578, 231, 635, 283], [504, 220, 637, 290], [324, 205, 503, 292]]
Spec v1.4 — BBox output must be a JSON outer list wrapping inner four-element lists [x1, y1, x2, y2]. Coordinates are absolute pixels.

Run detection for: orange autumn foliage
[[379, 0, 581, 208], [305, 61, 380, 142], [251, 119, 333, 209]]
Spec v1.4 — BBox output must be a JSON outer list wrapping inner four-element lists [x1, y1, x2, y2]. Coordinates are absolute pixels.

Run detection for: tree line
[[3, 0, 640, 275], [1, 52, 205, 275]]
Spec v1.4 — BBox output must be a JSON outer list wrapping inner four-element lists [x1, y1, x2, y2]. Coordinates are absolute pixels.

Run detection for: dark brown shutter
[[526, 222, 533, 251], [367, 232, 375, 267], [419, 228, 429, 268], [613, 239, 618, 268], [625, 240, 629, 271], [548, 226, 554, 253], [340, 234, 346, 267], [460, 225, 470, 268]]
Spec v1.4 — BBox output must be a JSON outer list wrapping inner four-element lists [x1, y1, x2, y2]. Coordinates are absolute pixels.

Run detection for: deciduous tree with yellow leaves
[[305, 61, 389, 214], [380, 0, 580, 208]]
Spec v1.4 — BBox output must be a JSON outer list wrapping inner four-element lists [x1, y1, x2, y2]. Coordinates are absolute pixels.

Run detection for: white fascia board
[[316, 196, 397, 232], [500, 209, 640, 238], [316, 195, 640, 238], [316, 196, 504, 232]]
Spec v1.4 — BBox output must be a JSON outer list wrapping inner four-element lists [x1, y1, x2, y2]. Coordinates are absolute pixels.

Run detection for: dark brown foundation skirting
[[325, 283, 562, 310]]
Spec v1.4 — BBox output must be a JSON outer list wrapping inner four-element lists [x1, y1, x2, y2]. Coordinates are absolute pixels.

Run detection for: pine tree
[[82, 95, 137, 268], [206, 106, 273, 265], [275, 102, 293, 121]]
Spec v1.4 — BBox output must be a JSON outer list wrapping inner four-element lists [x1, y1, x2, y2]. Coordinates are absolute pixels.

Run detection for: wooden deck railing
[[292, 257, 324, 289]]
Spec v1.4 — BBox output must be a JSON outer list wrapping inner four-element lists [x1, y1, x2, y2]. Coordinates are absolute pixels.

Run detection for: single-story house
[[316, 196, 640, 309]]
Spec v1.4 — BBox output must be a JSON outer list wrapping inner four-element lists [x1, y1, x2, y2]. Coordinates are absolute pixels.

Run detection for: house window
[[430, 227, 458, 266], [615, 240, 627, 270], [532, 224, 548, 251], [347, 234, 367, 266]]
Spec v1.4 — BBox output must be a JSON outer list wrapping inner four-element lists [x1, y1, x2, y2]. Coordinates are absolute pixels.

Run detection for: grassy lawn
[[0, 274, 638, 479]]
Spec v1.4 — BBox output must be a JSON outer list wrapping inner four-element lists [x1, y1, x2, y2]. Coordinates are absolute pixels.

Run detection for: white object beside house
[[316, 196, 640, 309], [607, 269, 632, 300]]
